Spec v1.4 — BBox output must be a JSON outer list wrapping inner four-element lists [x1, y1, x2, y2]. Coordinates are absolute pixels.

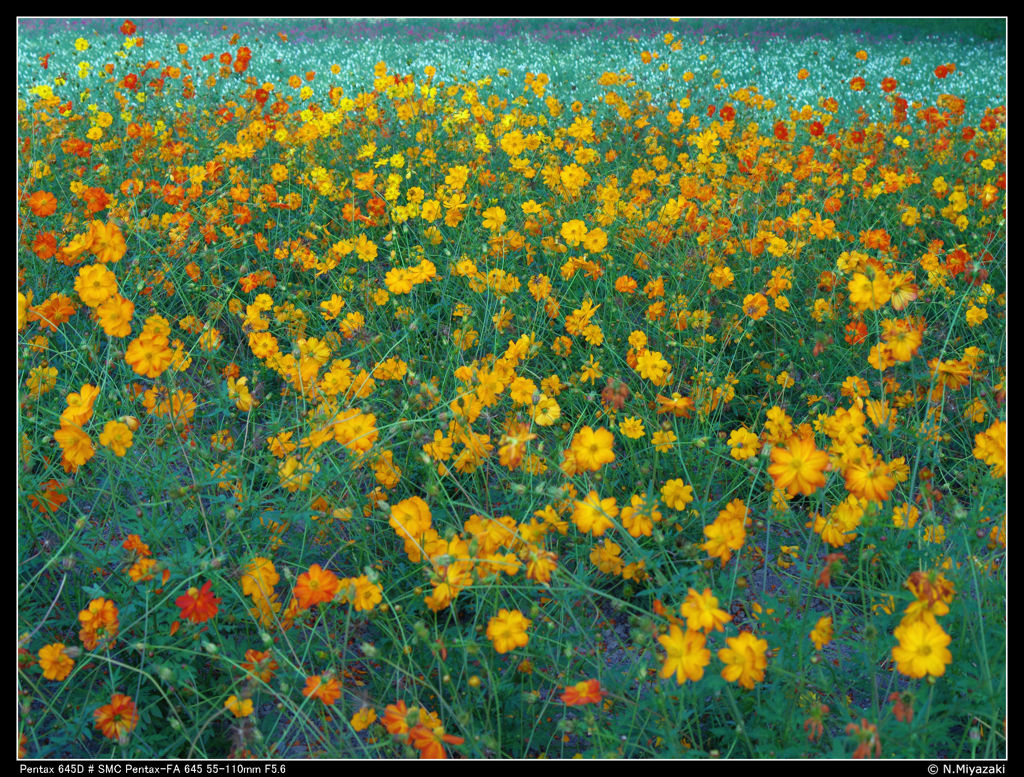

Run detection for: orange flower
[[299, 675, 339, 704], [408, 723, 465, 759], [89, 221, 128, 264], [768, 434, 830, 497], [303, 674, 341, 706], [27, 191, 57, 217], [29, 293, 77, 331], [846, 718, 881, 758], [742, 293, 769, 320], [382, 700, 413, 735], [27, 479, 68, 514], [241, 649, 278, 684], [560, 678, 606, 706], [293, 563, 340, 610], [889, 692, 914, 724], [96, 295, 134, 338], [94, 693, 139, 743], [655, 392, 695, 418], [804, 703, 829, 742], [79, 598, 120, 649], [816, 553, 846, 588]]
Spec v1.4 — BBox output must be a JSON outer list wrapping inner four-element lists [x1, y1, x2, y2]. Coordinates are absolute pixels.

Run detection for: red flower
[[773, 121, 789, 141], [560, 679, 606, 706], [120, 20, 137, 36], [719, 104, 736, 122], [176, 581, 221, 623], [934, 64, 949, 79]]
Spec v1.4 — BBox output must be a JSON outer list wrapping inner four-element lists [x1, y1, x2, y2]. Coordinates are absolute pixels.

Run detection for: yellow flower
[[972, 421, 1006, 477], [847, 270, 891, 311], [350, 706, 377, 732], [650, 429, 677, 453], [532, 394, 561, 427], [810, 616, 833, 650], [680, 588, 732, 633], [482, 206, 506, 231], [569, 426, 614, 472], [224, 695, 254, 718], [661, 479, 694, 511], [658, 625, 711, 683], [571, 491, 618, 536], [719, 631, 769, 689], [54, 424, 95, 471], [728, 427, 760, 460], [891, 613, 952, 678], [98, 420, 133, 456], [38, 643, 75, 681], [701, 501, 747, 566], [486, 609, 531, 654], [241, 557, 279, 602], [74, 264, 118, 308], [60, 384, 100, 427], [618, 416, 645, 439], [843, 449, 896, 503]]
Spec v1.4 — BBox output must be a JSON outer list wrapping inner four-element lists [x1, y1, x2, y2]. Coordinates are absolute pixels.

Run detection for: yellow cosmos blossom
[[224, 695, 254, 718], [719, 631, 769, 689], [810, 616, 833, 650], [569, 426, 614, 472], [680, 588, 732, 633], [486, 609, 531, 654], [571, 491, 618, 536], [891, 613, 952, 678], [659, 625, 711, 684], [38, 643, 75, 681]]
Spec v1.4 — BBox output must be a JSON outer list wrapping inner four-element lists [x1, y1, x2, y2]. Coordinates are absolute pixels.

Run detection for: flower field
[[17, 17, 1006, 759]]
